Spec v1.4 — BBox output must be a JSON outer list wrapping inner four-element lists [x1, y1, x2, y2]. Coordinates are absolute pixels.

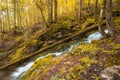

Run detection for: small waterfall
[[11, 30, 108, 80], [86, 30, 108, 43]]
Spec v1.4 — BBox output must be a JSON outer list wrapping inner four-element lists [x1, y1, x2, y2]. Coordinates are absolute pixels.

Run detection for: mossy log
[[0, 22, 105, 70], [0, 28, 50, 61]]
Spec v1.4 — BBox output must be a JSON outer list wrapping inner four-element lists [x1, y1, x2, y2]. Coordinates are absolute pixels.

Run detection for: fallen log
[[0, 27, 50, 61], [0, 22, 105, 70]]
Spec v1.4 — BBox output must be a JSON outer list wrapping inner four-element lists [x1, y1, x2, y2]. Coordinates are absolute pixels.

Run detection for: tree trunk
[[106, 0, 118, 37], [74, 0, 78, 15], [6, 0, 10, 31], [53, 0, 57, 22], [34, 0, 48, 27], [0, 19, 2, 32], [17, 0, 22, 28], [94, 0, 98, 19], [81, 0, 84, 8], [13, 0, 17, 28], [48, 0, 53, 23], [102, 0, 106, 18], [0, 0, 2, 31], [78, 0, 82, 22], [88, 0, 91, 12]]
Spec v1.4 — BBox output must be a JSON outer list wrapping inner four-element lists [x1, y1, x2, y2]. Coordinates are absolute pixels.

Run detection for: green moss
[[114, 44, 120, 49], [32, 29, 44, 39], [67, 46, 82, 56], [55, 44, 63, 51], [9, 39, 40, 63], [78, 44, 98, 53], [114, 17, 120, 30], [74, 65, 84, 73], [67, 41, 98, 57], [15, 37, 22, 42], [66, 74, 71, 80], [92, 74, 101, 80], [10, 46, 26, 62], [50, 75, 60, 80], [33, 54, 55, 68], [29, 39, 38, 46], [62, 56, 95, 80], [102, 49, 113, 54], [81, 18, 95, 30], [80, 56, 95, 67], [2, 34, 8, 40], [86, 18, 95, 24], [59, 67, 66, 75], [105, 43, 120, 67]]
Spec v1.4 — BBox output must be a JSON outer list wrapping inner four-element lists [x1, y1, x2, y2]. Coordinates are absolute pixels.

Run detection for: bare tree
[[34, 0, 48, 27]]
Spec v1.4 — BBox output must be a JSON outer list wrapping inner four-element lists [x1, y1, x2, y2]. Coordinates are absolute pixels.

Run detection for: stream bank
[[19, 33, 120, 80], [11, 30, 109, 80]]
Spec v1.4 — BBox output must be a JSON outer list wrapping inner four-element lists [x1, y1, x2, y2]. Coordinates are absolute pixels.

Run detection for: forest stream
[[0, 0, 120, 80], [10, 30, 108, 80]]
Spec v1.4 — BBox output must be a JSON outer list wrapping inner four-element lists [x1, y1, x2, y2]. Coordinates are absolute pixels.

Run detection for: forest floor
[[0, 12, 120, 80]]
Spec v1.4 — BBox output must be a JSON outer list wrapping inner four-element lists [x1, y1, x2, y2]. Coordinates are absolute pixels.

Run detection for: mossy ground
[[19, 14, 120, 80], [20, 37, 120, 80]]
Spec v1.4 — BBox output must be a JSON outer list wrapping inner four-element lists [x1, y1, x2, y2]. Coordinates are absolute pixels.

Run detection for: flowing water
[[11, 30, 108, 80], [11, 41, 80, 80], [85, 30, 108, 43]]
